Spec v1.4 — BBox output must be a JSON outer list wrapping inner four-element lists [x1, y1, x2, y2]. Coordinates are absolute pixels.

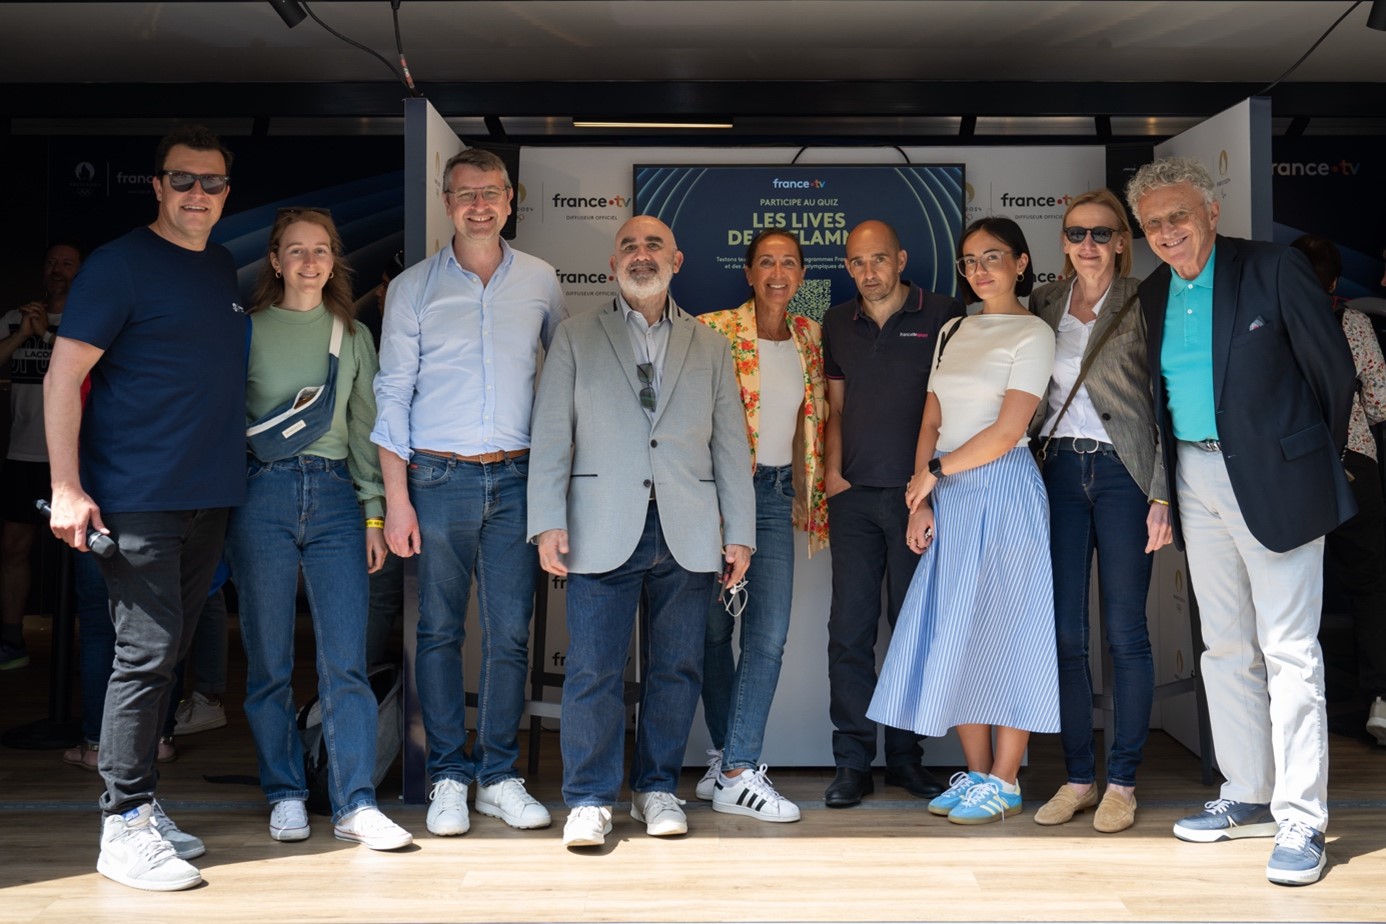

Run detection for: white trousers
[[1175, 442, 1329, 831]]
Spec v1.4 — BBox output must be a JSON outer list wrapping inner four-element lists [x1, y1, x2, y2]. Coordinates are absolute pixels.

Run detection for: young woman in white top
[[868, 216, 1059, 825]]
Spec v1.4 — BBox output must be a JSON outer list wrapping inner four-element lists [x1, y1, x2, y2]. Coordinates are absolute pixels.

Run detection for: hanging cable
[[299, 0, 415, 94], [391, 1, 419, 96], [1255, 1, 1362, 96]]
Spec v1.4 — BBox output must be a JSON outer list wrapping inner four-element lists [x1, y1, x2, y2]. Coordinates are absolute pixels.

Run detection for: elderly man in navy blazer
[[529, 215, 755, 849], [1128, 156, 1356, 887]]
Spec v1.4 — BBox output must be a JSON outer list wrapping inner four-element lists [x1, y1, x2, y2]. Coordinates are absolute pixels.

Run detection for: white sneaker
[[269, 799, 311, 842], [334, 807, 413, 850], [694, 748, 722, 801], [476, 777, 552, 829], [562, 805, 613, 847], [173, 691, 227, 736], [97, 803, 202, 892], [630, 791, 688, 836], [712, 764, 801, 823], [1368, 697, 1386, 745], [426, 779, 470, 836], [149, 799, 206, 858]]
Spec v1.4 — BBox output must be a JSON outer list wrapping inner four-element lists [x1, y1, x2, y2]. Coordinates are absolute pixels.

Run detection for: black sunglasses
[[1063, 226, 1117, 245], [636, 362, 656, 412], [160, 171, 230, 195]]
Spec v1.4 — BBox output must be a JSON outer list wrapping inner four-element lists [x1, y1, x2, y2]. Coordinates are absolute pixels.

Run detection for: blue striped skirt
[[867, 447, 1060, 736]]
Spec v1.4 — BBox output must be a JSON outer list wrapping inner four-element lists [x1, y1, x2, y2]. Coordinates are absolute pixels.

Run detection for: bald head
[[844, 220, 908, 307], [611, 215, 683, 302]]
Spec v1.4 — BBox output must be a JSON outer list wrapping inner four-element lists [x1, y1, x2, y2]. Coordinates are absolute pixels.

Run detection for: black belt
[[1050, 437, 1116, 454]]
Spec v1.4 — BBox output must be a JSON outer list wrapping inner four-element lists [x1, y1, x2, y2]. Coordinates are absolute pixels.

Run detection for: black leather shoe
[[884, 763, 946, 798], [824, 767, 874, 808]]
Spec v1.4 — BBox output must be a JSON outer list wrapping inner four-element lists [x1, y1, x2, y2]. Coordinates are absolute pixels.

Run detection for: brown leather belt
[[414, 448, 530, 464]]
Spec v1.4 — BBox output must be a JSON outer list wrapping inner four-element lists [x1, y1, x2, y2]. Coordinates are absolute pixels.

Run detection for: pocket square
[[1248, 316, 1266, 331]]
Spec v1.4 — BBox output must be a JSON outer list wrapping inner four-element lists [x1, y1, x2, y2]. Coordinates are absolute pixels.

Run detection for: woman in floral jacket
[[693, 228, 827, 823]]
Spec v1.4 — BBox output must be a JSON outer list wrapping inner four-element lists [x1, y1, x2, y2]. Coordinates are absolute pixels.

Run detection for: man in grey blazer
[[529, 215, 755, 849]]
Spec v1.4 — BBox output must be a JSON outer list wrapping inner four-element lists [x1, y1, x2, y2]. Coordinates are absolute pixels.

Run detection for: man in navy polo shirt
[[45, 125, 245, 892], [820, 220, 965, 808]]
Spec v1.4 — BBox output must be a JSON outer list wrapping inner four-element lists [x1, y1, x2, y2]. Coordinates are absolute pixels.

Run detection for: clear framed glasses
[[722, 577, 748, 618], [160, 171, 229, 195], [955, 250, 1016, 276], [1140, 209, 1195, 234], [445, 185, 508, 205], [1063, 225, 1116, 245], [636, 362, 656, 411]]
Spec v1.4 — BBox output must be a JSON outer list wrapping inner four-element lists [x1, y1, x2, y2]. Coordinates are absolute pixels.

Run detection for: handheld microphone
[[34, 499, 116, 558]]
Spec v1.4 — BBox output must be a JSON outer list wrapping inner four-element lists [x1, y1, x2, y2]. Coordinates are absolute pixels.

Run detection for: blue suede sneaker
[[927, 771, 987, 817], [947, 777, 1022, 825], [1172, 799, 1278, 843], [1266, 821, 1327, 886]]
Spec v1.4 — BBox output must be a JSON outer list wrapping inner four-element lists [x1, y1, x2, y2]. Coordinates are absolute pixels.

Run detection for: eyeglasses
[[722, 577, 749, 618], [159, 171, 230, 195], [636, 362, 656, 412], [1139, 209, 1195, 234], [955, 251, 1016, 276], [1063, 226, 1117, 245], [444, 185, 508, 205]]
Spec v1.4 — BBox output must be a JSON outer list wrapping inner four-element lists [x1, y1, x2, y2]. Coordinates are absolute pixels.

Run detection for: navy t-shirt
[[821, 282, 965, 487], [60, 227, 247, 513]]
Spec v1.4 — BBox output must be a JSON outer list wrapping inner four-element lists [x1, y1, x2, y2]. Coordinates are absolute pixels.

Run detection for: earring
[[275, 271, 281, 279], [1017, 271, 1025, 280], [329, 272, 334, 280]]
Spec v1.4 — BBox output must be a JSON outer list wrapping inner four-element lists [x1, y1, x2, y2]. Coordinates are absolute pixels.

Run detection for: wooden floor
[[2, 611, 1385, 923]]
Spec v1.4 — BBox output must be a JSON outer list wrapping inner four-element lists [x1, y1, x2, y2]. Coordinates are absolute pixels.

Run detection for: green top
[[246, 304, 384, 519]]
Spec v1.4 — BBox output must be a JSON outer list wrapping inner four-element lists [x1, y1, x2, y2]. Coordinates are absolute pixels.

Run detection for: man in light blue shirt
[[373, 148, 567, 838]]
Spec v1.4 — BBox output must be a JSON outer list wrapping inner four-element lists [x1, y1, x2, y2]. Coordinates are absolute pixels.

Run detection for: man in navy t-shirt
[[44, 124, 245, 893]]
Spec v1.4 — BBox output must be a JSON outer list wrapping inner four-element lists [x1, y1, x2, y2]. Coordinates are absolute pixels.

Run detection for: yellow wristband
[[1150, 499, 1170, 506], [365, 518, 385, 529]]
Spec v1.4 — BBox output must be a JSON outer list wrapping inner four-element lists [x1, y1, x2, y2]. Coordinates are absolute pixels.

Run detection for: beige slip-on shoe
[[1093, 788, 1138, 833], [1033, 783, 1100, 825]]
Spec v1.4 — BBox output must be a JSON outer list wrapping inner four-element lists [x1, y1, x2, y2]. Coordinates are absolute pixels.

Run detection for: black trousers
[[1323, 449, 1386, 701]]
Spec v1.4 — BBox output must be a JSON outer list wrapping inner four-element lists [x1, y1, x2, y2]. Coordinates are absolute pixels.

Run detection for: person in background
[[0, 241, 82, 669], [1027, 189, 1171, 834], [868, 216, 1059, 826], [1289, 233, 1386, 746], [694, 229, 827, 823], [224, 206, 411, 851]]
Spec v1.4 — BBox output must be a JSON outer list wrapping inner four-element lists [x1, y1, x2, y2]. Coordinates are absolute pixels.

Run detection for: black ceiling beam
[[7, 81, 1386, 121]]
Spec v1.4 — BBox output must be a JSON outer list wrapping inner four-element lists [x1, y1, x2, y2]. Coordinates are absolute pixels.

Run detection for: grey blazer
[[1027, 274, 1166, 502], [527, 297, 755, 574]]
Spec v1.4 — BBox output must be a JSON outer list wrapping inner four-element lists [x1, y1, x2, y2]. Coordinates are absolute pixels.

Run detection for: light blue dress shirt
[[1160, 246, 1218, 441], [371, 239, 568, 460]]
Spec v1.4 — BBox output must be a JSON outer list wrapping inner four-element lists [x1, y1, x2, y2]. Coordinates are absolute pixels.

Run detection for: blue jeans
[[703, 465, 794, 770], [825, 485, 925, 770], [409, 452, 537, 788], [1043, 448, 1154, 787], [562, 502, 718, 806], [94, 508, 227, 815], [224, 456, 377, 823]]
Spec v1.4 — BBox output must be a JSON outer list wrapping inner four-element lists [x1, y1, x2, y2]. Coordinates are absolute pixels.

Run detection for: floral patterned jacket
[[699, 298, 829, 556]]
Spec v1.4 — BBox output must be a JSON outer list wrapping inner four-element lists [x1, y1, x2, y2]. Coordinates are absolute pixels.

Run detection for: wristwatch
[[928, 457, 945, 479]]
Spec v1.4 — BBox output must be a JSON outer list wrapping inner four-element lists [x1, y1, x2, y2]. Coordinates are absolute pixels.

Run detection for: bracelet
[[1150, 499, 1170, 506], [365, 517, 385, 529]]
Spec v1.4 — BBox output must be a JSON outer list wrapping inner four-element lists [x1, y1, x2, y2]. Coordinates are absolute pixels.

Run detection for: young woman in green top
[[224, 208, 411, 850]]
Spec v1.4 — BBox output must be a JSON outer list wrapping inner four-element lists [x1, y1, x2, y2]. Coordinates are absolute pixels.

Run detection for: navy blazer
[[1140, 235, 1357, 553]]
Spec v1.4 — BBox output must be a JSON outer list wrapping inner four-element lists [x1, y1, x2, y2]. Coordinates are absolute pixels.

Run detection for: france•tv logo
[[771, 178, 827, 189]]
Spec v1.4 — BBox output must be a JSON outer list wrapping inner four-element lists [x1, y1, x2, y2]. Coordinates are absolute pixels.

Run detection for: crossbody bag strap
[[934, 315, 966, 369], [1035, 290, 1137, 462]]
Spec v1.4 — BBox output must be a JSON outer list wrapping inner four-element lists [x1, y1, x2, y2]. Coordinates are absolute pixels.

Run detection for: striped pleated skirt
[[867, 446, 1060, 736]]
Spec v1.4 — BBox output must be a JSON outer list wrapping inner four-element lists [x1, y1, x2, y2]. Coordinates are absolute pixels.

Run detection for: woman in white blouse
[[868, 217, 1059, 825], [1027, 189, 1172, 834]]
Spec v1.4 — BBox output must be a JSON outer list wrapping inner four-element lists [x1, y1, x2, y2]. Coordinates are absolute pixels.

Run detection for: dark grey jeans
[[95, 508, 228, 816]]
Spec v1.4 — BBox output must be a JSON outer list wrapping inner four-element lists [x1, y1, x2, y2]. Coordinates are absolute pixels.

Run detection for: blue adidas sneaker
[[927, 771, 987, 817], [947, 777, 1022, 825]]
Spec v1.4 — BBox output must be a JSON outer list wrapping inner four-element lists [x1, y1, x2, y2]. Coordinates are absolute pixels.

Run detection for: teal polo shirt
[[1160, 247, 1218, 442]]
